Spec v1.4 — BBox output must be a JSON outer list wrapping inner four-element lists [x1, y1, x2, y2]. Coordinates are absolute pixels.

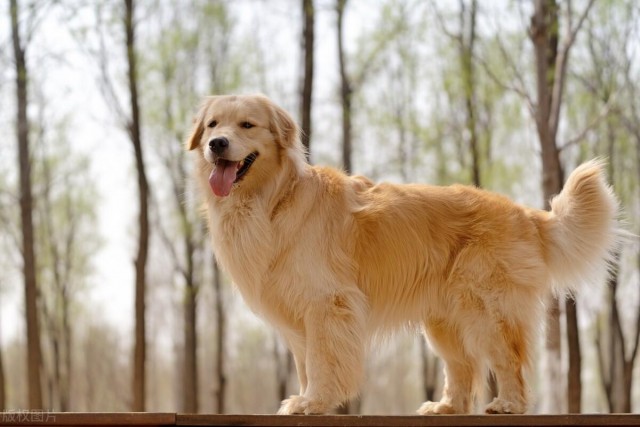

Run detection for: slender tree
[[530, 0, 566, 412], [300, 0, 315, 161], [337, 0, 353, 175], [10, 0, 44, 410], [529, 0, 595, 412], [124, 0, 150, 411], [213, 261, 226, 413], [181, 181, 198, 413], [459, 0, 480, 187]]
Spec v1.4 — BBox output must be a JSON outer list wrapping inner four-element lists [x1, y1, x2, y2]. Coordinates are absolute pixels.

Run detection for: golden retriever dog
[[187, 94, 619, 415]]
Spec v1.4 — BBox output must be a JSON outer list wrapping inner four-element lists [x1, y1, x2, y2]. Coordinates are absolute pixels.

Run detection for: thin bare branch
[[431, 1, 460, 42], [548, 0, 596, 138], [23, 0, 55, 46], [568, 0, 596, 48], [477, 53, 535, 116], [95, 3, 127, 127], [559, 92, 617, 151], [152, 198, 187, 281]]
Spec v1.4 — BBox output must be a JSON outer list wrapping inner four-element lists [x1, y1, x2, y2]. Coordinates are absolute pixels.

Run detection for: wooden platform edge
[[1, 413, 640, 427], [175, 414, 640, 427]]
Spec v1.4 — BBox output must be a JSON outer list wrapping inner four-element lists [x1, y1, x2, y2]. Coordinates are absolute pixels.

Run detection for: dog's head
[[187, 94, 306, 198]]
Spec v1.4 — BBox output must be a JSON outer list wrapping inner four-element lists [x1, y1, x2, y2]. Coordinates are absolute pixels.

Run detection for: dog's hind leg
[[483, 318, 531, 414], [418, 319, 479, 414], [278, 288, 367, 415]]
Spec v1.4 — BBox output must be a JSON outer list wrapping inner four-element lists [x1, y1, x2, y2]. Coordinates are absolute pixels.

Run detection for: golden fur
[[188, 94, 619, 414]]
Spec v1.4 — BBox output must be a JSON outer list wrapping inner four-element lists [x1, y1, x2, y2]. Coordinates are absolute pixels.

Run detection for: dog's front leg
[[278, 289, 367, 415]]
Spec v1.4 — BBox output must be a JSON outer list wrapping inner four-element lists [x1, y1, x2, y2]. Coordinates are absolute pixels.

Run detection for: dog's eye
[[241, 121, 254, 129], [208, 120, 218, 128]]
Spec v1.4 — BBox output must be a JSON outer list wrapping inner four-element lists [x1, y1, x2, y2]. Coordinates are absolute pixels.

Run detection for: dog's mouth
[[209, 152, 259, 197]]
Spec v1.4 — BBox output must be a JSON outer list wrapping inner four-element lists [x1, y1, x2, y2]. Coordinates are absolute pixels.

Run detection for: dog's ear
[[186, 119, 203, 151], [268, 99, 300, 149], [185, 98, 213, 151]]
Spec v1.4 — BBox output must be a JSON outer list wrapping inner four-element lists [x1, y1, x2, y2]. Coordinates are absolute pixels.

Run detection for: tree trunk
[[274, 339, 292, 404], [183, 279, 198, 413], [609, 268, 627, 413], [180, 207, 198, 414], [213, 261, 226, 414], [565, 298, 581, 412], [530, 0, 567, 413], [124, 0, 149, 412], [460, 0, 480, 187], [337, 0, 353, 175], [420, 340, 439, 402], [0, 314, 5, 410], [532, 2, 593, 409], [0, 367, 4, 412], [61, 285, 72, 411], [300, 0, 314, 161], [10, 0, 44, 410]]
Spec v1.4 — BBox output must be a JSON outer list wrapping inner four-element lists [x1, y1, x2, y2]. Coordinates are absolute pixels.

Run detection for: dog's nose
[[209, 137, 229, 155]]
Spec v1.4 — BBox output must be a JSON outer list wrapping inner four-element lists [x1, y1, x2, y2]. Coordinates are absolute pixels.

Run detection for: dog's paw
[[417, 401, 457, 415], [278, 395, 328, 415], [485, 397, 526, 414], [278, 395, 307, 414]]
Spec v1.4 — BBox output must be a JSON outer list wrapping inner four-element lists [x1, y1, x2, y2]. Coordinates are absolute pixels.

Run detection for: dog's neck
[[260, 149, 309, 217]]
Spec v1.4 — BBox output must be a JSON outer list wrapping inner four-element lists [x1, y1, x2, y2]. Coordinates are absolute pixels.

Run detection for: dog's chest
[[209, 202, 288, 312]]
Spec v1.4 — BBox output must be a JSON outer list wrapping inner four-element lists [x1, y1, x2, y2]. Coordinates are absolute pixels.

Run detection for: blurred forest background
[[1, 0, 640, 415]]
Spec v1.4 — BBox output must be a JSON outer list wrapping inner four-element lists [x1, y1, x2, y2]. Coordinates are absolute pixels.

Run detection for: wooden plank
[[2, 413, 640, 427], [0, 412, 176, 426], [176, 414, 640, 427]]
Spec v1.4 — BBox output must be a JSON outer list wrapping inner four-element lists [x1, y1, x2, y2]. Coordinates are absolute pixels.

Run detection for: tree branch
[[431, 1, 460, 42], [595, 317, 613, 409], [477, 51, 535, 116], [151, 194, 186, 281], [548, 0, 596, 138], [559, 92, 617, 151], [95, 3, 127, 127]]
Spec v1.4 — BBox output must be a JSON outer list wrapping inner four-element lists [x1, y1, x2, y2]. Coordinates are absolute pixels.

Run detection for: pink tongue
[[209, 160, 239, 197]]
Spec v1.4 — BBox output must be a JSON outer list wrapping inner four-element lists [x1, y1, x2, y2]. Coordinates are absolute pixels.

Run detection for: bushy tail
[[543, 160, 621, 294]]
